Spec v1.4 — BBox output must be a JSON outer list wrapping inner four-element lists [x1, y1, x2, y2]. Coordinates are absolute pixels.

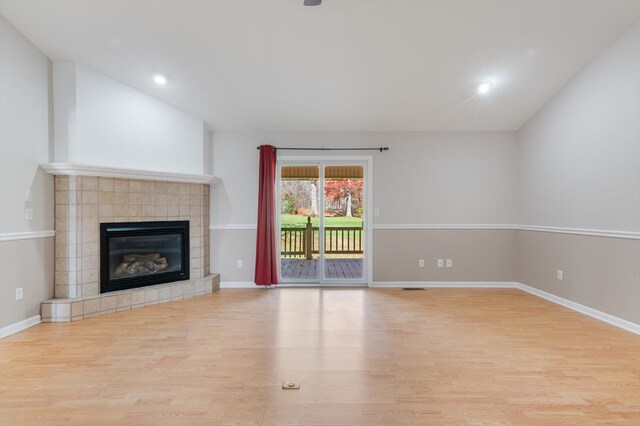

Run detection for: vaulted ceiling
[[1, 0, 638, 131]]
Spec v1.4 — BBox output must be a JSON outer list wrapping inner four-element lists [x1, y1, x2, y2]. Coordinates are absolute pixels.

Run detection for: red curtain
[[254, 145, 279, 286]]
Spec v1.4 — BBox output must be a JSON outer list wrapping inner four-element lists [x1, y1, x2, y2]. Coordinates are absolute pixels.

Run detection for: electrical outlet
[[557, 269, 563, 280], [374, 208, 380, 217], [15, 288, 23, 301], [437, 259, 444, 268], [418, 259, 424, 268], [237, 259, 243, 268], [24, 208, 33, 221], [25, 190, 32, 202], [446, 259, 453, 268]]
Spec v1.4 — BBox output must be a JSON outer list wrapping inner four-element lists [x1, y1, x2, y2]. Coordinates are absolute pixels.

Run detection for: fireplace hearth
[[100, 221, 190, 293]]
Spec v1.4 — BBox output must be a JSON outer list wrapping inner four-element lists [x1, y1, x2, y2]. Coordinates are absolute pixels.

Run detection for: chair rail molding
[[0, 230, 56, 242], [371, 224, 640, 239]]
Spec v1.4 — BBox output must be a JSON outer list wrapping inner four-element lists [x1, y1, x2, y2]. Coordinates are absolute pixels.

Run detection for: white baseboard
[[370, 281, 518, 288], [0, 315, 41, 339], [515, 283, 640, 335], [220, 281, 258, 288], [220, 281, 368, 288]]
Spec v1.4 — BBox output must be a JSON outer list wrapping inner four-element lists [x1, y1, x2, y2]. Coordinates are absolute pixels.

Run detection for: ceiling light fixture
[[477, 81, 493, 94], [303, 0, 322, 6], [153, 73, 167, 85]]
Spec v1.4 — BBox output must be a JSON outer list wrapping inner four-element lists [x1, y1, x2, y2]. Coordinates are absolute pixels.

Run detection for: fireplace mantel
[[41, 163, 219, 185]]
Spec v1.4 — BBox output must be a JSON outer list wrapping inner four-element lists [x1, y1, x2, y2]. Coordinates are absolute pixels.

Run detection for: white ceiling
[[1, 0, 639, 132]]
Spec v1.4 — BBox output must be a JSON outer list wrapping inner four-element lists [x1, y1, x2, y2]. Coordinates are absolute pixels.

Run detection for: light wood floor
[[1, 288, 639, 425]]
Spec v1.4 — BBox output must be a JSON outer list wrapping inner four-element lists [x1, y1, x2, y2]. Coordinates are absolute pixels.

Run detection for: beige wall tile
[[155, 181, 168, 193], [129, 180, 142, 192], [116, 293, 132, 308], [131, 290, 145, 305], [98, 178, 114, 191], [113, 178, 129, 193], [81, 177, 98, 191], [82, 191, 98, 205], [100, 296, 116, 312], [83, 298, 100, 314], [99, 191, 114, 204], [114, 192, 129, 205]]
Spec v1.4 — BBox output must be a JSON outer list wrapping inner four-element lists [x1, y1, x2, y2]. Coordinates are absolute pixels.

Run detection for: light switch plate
[[437, 259, 444, 268], [446, 259, 453, 268], [15, 288, 23, 301], [25, 208, 33, 221]]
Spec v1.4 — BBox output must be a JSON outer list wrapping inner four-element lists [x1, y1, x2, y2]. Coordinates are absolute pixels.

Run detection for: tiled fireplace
[[41, 173, 219, 322]]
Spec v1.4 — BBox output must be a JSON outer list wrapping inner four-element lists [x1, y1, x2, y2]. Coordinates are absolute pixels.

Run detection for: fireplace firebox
[[100, 221, 190, 293]]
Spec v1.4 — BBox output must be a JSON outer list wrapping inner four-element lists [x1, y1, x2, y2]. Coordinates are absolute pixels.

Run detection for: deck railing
[[281, 217, 363, 259]]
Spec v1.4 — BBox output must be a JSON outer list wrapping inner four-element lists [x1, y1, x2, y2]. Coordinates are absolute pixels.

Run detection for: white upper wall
[[517, 21, 640, 232], [0, 15, 53, 234], [53, 62, 208, 175], [212, 131, 516, 226]]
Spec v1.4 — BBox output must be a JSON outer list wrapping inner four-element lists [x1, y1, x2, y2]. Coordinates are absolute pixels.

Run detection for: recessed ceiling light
[[477, 81, 493, 94], [153, 73, 167, 85]]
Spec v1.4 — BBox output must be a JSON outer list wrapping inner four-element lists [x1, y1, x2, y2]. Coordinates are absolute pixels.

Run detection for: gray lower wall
[[0, 237, 54, 328], [211, 228, 517, 283], [516, 230, 640, 324], [373, 229, 516, 282]]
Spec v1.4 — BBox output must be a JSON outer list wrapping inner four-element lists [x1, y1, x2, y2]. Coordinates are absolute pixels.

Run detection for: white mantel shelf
[[40, 163, 219, 185]]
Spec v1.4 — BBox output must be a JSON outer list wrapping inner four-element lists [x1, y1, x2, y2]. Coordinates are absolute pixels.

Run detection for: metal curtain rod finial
[[256, 146, 389, 152]]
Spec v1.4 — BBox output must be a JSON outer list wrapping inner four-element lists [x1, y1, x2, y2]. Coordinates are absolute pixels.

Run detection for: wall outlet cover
[[557, 269, 563, 280], [437, 259, 444, 268], [418, 259, 425, 268], [15, 288, 23, 301], [446, 259, 453, 268]]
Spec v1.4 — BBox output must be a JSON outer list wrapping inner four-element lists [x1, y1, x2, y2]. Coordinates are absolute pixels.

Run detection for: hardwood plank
[[3, 288, 637, 425]]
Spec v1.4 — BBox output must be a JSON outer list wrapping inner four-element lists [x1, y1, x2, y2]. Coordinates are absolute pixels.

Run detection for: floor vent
[[403, 288, 425, 291]]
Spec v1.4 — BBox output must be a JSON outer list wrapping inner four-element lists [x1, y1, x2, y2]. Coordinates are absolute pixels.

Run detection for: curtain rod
[[257, 146, 389, 152]]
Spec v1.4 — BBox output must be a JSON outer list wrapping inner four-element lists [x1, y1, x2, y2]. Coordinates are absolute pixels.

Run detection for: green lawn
[[280, 214, 363, 228]]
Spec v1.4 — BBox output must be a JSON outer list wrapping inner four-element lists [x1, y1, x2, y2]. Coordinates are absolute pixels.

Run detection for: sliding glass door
[[277, 159, 369, 284]]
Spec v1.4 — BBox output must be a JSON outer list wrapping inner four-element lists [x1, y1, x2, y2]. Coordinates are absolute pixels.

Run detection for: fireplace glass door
[[100, 221, 189, 293]]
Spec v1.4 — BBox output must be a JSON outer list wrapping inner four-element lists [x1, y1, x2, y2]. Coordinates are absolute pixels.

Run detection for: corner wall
[[515, 21, 640, 324], [0, 15, 54, 330]]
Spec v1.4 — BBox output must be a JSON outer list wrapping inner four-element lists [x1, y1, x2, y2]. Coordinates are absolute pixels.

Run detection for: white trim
[[372, 224, 639, 239], [40, 163, 220, 185], [516, 283, 639, 335], [373, 224, 516, 230], [210, 224, 257, 230], [0, 230, 55, 242], [516, 225, 639, 240], [220, 281, 257, 288], [212, 223, 639, 239], [0, 315, 41, 339], [370, 281, 518, 288]]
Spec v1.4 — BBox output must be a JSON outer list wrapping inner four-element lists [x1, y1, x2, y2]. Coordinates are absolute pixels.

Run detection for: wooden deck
[[281, 258, 363, 280]]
